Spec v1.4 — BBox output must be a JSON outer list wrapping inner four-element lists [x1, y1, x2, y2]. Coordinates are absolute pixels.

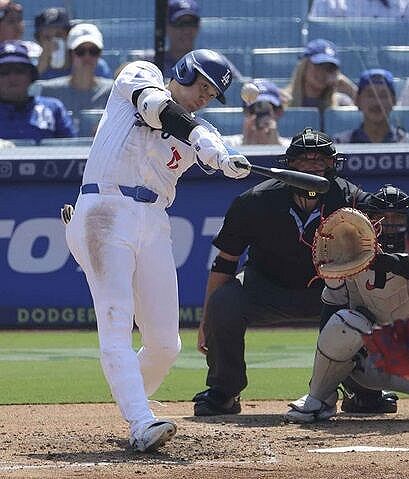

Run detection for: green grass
[[0, 329, 318, 404]]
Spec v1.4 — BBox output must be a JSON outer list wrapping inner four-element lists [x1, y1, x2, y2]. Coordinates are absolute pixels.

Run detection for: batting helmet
[[362, 184, 409, 252], [171, 49, 232, 104]]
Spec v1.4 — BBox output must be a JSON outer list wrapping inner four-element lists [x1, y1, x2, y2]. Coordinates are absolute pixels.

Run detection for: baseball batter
[[286, 185, 409, 423], [64, 49, 250, 452]]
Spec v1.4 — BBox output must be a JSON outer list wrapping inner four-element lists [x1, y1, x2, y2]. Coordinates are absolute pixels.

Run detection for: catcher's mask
[[361, 184, 409, 253], [281, 127, 344, 198]]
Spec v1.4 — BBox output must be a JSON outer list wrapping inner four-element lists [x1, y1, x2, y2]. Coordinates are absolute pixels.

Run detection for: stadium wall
[[0, 144, 409, 328]]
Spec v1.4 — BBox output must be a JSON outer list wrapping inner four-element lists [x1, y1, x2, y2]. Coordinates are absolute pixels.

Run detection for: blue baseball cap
[[0, 40, 38, 80], [303, 38, 340, 67], [358, 68, 395, 96], [168, 0, 200, 24], [250, 79, 282, 107]]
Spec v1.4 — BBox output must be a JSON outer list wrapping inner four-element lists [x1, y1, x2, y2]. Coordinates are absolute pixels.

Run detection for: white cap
[[67, 23, 103, 50]]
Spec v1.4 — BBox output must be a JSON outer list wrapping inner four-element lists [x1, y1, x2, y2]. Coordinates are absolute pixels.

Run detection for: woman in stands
[[283, 39, 356, 128]]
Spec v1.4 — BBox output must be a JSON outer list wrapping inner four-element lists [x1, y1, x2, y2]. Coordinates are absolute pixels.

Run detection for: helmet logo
[[221, 69, 231, 86]]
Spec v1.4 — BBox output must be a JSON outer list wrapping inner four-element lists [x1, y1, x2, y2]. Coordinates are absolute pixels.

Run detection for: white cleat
[[130, 420, 177, 453], [285, 393, 337, 424]]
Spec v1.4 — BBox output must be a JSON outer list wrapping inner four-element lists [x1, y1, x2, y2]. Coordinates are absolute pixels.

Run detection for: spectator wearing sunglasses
[[223, 80, 290, 147], [138, 0, 241, 80], [34, 8, 112, 80], [0, 40, 74, 143], [36, 23, 113, 134], [0, 1, 41, 60]]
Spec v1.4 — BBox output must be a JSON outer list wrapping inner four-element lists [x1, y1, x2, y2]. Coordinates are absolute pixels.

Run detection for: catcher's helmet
[[171, 49, 232, 104], [363, 184, 409, 253]]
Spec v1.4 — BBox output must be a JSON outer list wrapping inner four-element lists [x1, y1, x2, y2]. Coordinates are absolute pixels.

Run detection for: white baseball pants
[[66, 193, 181, 434]]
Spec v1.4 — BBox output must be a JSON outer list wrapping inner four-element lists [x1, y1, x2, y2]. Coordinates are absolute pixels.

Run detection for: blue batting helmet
[[171, 49, 232, 104]]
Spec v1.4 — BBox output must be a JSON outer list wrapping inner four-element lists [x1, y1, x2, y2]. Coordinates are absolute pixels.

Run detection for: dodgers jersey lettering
[[82, 61, 222, 207]]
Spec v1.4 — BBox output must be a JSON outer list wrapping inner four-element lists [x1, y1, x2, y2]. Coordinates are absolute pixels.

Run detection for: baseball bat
[[234, 161, 330, 193]]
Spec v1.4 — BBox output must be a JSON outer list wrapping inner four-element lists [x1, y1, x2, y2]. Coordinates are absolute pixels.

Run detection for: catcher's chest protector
[[347, 272, 409, 325]]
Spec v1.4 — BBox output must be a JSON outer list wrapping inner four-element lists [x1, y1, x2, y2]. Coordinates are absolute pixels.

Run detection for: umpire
[[193, 127, 397, 416]]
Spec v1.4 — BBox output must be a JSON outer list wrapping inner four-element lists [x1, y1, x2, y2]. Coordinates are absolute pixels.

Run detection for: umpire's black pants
[[204, 266, 322, 396]]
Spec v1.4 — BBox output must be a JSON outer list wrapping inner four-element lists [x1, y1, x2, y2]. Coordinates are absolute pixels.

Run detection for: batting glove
[[220, 154, 251, 179]]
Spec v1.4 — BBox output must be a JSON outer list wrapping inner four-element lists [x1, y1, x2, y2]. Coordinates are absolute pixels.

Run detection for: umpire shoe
[[130, 420, 177, 453], [341, 390, 398, 414], [193, 388, 241, 416]]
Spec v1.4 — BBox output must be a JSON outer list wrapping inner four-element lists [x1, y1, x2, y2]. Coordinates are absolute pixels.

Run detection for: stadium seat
[[78, 110, 104, 137], [278, 107, 320, 138], [197, 18, 304, 49], [323, 107, 363, 137], [337, 48, 381, 81], [252, 48, 303, 79], [307, 19, 409, 48], [198, 107, 243, 135], [195, 0, 310, 19], [378, 47, 409, 79], [69, 0, 154, 20], [391, 107, 409, 132], [94, 19, 155, 51]]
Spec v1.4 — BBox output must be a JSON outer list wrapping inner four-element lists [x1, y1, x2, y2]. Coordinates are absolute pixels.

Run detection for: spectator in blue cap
[[137, 0, 241, 81], [0, 40, 75, 143], [335, 68, 409, 143], [284, 38, 356, 127], [223, 80, 290, 146]]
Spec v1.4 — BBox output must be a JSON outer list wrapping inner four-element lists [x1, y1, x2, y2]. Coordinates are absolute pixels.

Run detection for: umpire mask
[[284, 128, 343, 198]]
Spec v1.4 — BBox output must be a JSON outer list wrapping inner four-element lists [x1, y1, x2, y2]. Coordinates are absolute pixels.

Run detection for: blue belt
[[81, 183, 158, 203]]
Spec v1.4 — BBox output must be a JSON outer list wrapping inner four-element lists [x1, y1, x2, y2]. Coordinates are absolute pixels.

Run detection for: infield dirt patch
[[1, 400, 408, 478]]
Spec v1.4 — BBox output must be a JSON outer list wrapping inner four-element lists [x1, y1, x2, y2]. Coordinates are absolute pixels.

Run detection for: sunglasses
[[0, 64, 31, 76], [172, 18, 199, 28], [74, 46, 101, 57]]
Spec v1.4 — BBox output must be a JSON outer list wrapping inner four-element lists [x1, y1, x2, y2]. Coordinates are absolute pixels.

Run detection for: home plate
[[309, 446, 409, 453]]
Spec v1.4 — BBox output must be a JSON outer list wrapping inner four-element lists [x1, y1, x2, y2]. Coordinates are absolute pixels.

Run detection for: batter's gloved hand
[[219, 154, 251, 179], [61, 204, 74, 225]]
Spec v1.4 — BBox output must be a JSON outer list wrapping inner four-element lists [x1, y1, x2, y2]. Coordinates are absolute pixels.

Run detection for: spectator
[[309, 0, 409, 18], [0, 40, 75, 143], [192, 128, 380, 417], [335, 68, 409, 143], [138, 0, 241, 80], [0, 1, 40, 59], [36, 23, 113, 134], [223, 80, 290, 147], [283, 39, 356, 127], [34, 8, 112, 80]]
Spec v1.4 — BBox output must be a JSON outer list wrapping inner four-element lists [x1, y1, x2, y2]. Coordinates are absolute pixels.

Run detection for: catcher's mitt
[[363, 319, 409, 379], [312, 207, 378, 279]]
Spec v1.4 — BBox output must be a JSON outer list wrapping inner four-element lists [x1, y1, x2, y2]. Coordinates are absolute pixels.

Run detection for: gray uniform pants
[[204, 266, 322, 395]]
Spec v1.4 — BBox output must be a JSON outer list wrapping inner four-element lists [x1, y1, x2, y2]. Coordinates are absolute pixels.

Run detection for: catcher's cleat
[[340, 390, 398, 414], [285, 393, 338, 424], [193, 388, 241, 416], [130, 420, 176, 453]]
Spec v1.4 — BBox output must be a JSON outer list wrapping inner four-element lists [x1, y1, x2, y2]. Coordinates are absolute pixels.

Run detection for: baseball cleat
[[284, 393, 337, 423], [130, 420, 176, 453], [193, 388, 241, 416]]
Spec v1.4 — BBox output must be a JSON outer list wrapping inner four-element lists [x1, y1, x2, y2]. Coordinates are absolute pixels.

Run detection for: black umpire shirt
[[213, 177, 369, 290]]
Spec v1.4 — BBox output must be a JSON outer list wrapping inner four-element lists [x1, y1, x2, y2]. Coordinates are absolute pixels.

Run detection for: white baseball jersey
[[82, 60, 224, 207], [322, 271, 409, 325]]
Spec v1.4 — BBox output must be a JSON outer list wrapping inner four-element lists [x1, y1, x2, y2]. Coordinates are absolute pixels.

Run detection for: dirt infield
[[1, 400, 409, 479]]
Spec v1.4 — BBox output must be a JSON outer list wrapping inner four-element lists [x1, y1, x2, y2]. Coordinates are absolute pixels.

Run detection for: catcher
[[286, 184, 409, 423]]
